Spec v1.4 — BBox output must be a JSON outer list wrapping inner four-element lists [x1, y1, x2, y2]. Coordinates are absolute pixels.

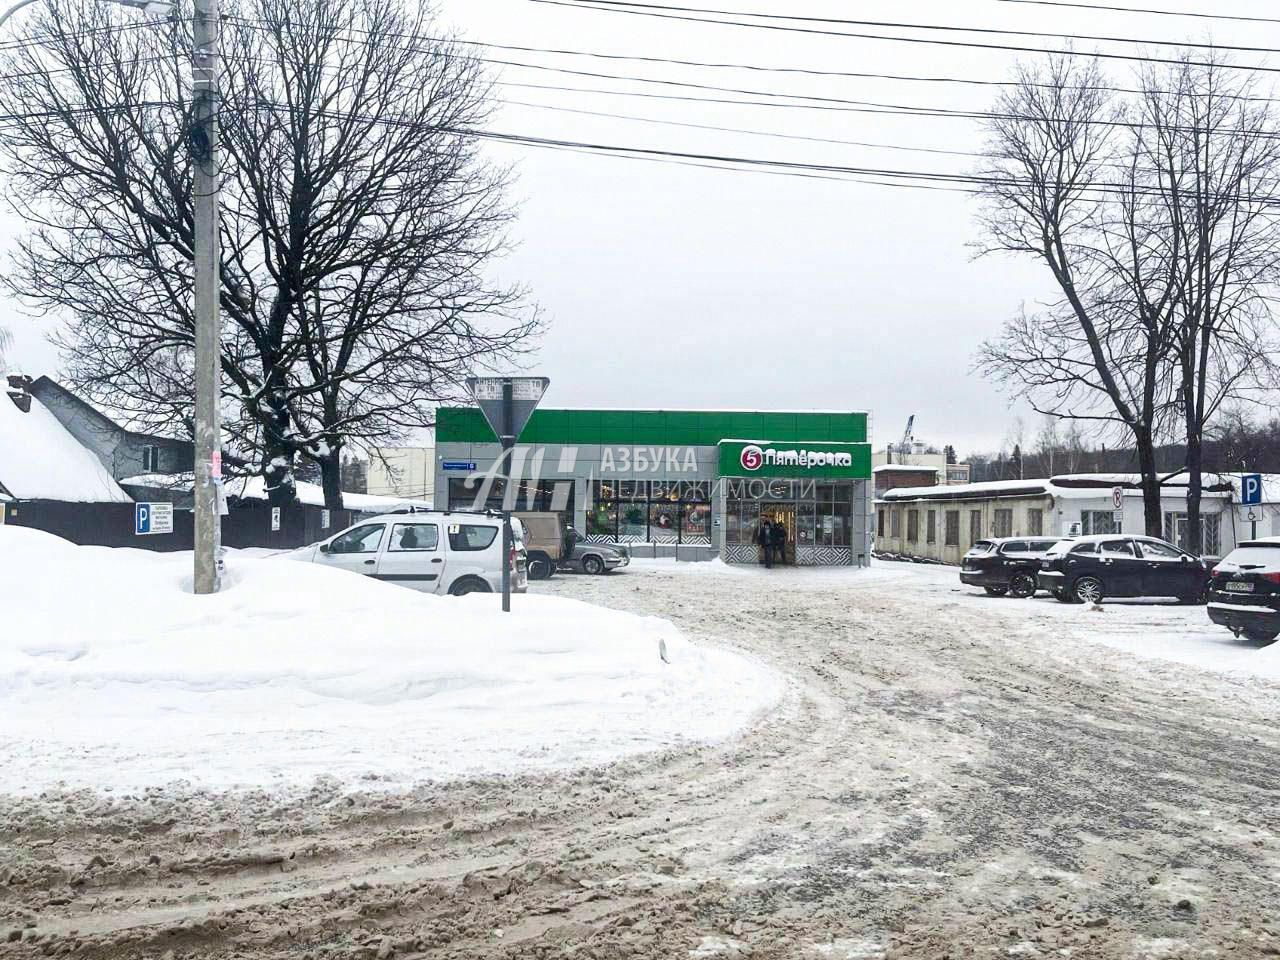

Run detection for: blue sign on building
[[442, 460, 477, 472], [1242, 473, 1264, 506]]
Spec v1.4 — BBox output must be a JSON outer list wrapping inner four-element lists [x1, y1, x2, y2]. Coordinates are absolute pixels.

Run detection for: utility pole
[[191, 0, 222, 593], [500, 380, 514, 613]]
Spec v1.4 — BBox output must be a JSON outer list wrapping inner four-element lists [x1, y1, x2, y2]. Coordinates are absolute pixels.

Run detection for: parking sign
[[135, 502, 174, 536], [1242, 473, 1263, 506]]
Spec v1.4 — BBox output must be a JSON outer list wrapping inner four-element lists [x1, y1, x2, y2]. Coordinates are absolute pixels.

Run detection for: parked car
[[294, 511, 527, 596], [558, 527, 630, 575], [1207, 538, 1280, 643], [1037, 534, 1209, 605], [960, 537, 1065, 598]]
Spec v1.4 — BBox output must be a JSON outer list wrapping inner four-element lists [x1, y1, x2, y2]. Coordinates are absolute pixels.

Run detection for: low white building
[[367, 446, 435, 503], [876, 473, 1237, 563]]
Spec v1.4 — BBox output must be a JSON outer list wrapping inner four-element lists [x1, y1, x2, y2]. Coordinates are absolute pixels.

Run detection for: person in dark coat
[[769, 518, 788, 565], [754, 516, 773, 568]]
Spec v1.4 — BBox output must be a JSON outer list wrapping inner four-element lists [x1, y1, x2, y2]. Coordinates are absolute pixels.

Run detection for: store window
[[682, 503, 711, 544], [1027, 508, 1044, 536], [907, 510, 920, 542], [649, 501, 679, 543], [598, 478, 711, 545], [945, 511, 959, 546], [993, 509, 1013, 538], [926, 510, 937, 544]]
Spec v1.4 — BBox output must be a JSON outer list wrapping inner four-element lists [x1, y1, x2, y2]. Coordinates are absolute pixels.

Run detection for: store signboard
[[718, 440, 871, 479]]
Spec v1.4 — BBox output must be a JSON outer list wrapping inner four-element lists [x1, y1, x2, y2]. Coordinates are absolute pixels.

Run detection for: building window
[[1082, 510, 1120, 536], [993, 509, 1013, 538], [969, 510, 982, 545], [877, 509, 885, 537], [891, 509, 902, 538], [945, 510, 959, 546], [142, 445, 160, 472], [907, 510, 919, 542], [1163, 512, 1222, 556], [1027, 508, 1043, 536], [926, 510, 937, 544]]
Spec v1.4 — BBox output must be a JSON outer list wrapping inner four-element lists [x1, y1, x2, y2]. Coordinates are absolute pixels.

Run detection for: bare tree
[[1034, 414, 1061, 477], [976, 57, 1181, 536], [0, 0, 539, 508], [1129, 57, 1280, 552]]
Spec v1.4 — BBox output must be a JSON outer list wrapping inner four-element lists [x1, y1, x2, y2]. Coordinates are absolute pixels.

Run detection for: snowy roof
[[119, 473, 432, 513], [0, 392, 132, 503], [879, 474, 1233, 503], [872, 464, 938, 473]]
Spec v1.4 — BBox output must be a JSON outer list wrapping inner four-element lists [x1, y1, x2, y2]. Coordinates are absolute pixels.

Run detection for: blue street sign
[[442, 460, 477, 472], [135, 502, 151, 534], [1243, 473, 1264, 506]]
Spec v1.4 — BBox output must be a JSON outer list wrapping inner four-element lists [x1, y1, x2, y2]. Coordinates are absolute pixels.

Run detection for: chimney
[[6, 374, 32, 413]]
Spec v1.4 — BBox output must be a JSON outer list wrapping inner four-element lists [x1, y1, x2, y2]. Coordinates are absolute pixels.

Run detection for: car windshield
[[967, 540, 996, 555], [1046, 539, 1077, 555]]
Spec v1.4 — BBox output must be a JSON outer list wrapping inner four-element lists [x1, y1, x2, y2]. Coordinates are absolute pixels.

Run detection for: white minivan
[[294, 512, 528, 595]]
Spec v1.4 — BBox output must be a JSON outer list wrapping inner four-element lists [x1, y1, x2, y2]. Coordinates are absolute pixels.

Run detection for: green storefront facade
[[436, 408, 873, 565]]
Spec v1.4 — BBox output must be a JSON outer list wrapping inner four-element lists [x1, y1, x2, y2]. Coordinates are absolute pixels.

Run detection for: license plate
[[1226, 582, 1255, 593]]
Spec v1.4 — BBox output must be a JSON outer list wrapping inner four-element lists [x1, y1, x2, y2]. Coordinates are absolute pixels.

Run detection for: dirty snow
[[0, 526, 780, 793]]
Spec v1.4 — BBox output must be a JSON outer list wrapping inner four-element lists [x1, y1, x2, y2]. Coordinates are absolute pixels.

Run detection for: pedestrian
[[754, 516, 773, 568], [770, 517, 788, 565]]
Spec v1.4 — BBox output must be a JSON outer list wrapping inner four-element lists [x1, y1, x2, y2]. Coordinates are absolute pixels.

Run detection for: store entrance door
[[766, 503, 796, 565]]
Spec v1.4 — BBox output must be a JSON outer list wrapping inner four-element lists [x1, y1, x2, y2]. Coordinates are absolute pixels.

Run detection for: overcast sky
[[4, 0, 1277, 456]]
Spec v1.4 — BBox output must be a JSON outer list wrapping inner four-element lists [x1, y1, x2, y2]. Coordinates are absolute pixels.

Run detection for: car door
[[376, 521, 445, 593], [1137, 538, 1200, 597], [1097, 538, 1144, 596], [318, 522, 387, 578]]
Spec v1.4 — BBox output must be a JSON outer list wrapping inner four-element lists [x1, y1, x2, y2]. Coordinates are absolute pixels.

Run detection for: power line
[[993, 0, 1280, 26], [530, 0, 1280, 74], [546, 0, 1280, 55]]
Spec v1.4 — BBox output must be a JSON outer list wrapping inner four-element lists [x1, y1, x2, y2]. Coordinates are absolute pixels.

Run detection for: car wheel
[[982, 586, 1008, 597], [1053, 589, 1077, 604], [582, 555, 605, 576], [1073, 576, 1104, 605], [449, 577, 491, 596], [1242, 626, 1280, 643], [527, 554, 553, 581], [1009, 574, 1037, 599]]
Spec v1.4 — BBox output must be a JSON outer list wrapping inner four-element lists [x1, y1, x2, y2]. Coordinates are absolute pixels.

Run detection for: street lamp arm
[[0, 0, 41, 30]]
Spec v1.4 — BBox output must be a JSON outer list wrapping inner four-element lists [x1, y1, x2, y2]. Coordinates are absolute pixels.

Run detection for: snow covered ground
[[0, 527, 781, 794], [622, 556, 1280, 680]]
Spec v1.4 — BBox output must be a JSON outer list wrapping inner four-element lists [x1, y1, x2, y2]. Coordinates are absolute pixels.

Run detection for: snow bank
[[0, 527, 780, 794]]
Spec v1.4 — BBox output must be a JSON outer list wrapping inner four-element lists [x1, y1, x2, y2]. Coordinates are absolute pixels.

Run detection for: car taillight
[[1262, 572, 1280, 585], [509, 545, 518, 566]]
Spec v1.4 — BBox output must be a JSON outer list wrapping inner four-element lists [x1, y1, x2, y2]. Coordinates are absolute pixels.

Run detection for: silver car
[[560, 529, 630, 575]]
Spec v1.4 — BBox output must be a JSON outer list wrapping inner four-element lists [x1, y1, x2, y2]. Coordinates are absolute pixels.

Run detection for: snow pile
[[0, 527, 780, 793], [0, 392, 132, 502]]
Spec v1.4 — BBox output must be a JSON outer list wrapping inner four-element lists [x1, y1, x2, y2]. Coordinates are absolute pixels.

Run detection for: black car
[[1207, 539, 1280, 643], [1037, 535, 1209, 605], [961, 537, 1065, 598]]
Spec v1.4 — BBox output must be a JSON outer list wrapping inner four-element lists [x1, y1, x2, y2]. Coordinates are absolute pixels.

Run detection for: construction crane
[[887, 415, 915, 463]]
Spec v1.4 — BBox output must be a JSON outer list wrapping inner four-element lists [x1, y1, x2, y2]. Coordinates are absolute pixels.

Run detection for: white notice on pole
[[271, 506, 281, 532], [1113, 509, 1124, 525], [321, 509, 330, 529]]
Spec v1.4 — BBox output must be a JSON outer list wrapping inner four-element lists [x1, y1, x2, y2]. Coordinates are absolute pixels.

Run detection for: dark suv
[[1207, 539, 1280, 643], [961, 537, 1065, 598], [1037, 535, 1209, 604]]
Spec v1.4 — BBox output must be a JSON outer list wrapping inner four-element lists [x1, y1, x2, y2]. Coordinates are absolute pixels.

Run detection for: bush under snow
[[0, 527, 780, 793]]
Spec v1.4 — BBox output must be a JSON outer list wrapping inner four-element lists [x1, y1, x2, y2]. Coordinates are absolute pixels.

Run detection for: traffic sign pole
[[501, 379, 514, 613], [465, 375, 550, 613]]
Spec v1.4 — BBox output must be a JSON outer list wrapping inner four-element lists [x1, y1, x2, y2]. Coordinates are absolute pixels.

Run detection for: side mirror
[[319, 543, 330, 554], [1179, 556, 1189, 563]]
